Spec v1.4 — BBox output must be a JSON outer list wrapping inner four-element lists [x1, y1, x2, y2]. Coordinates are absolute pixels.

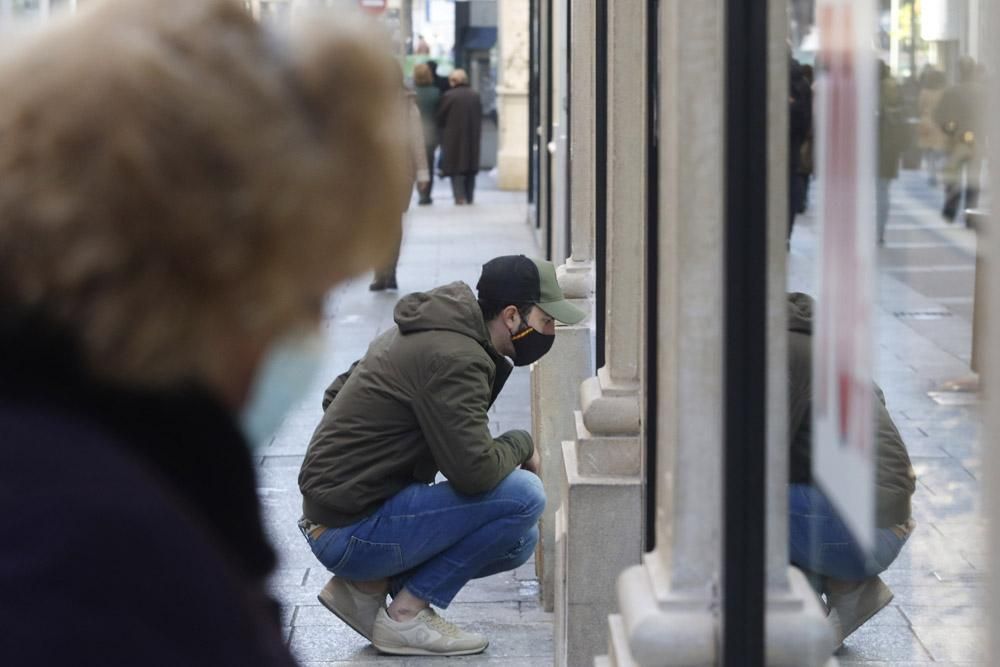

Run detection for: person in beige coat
[[371, 89, 430, 291]]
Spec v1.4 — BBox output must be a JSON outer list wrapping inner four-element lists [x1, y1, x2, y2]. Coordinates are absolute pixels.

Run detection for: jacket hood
[[787, 292, 814, 335], [394, 281, 490, 345]]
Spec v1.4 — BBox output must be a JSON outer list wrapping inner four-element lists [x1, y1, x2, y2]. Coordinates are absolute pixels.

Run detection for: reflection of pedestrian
[[916, 67, 947, 184], [413, 63, 441, 205], [786, 294, 915, 649], [797, 64, 815, 214], [788, 59, 812, 240], [371, 87, 430, 291], [0, 2, 410, 665], [934, 57, 985, 225], [437, 69, 482, 206], [415, 34, 430, 55], [877, 61, 906, 245]]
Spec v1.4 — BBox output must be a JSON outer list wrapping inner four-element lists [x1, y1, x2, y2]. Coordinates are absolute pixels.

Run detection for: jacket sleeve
[[435, 92, 451, 128], [322, 361, 360, 411], [412, 354, 534, 495], [787, 333, 812, 444]]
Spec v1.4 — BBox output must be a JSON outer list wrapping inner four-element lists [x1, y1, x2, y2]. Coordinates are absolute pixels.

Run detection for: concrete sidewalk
[[259, 177, 556, 666]]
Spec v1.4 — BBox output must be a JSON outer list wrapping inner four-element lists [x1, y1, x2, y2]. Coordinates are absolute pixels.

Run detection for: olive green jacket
[[299, 282, 534, 528], [787, 292, 916, 527]]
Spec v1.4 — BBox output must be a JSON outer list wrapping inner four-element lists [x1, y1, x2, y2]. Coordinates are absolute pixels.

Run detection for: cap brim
[[537, 298, 587, 325]]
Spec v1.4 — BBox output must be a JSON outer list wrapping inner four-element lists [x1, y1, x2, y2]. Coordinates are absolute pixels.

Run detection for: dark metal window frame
[[722, 0, 768, 664]]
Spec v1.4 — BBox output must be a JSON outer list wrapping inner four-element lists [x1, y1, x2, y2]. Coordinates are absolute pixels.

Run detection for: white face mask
[[239, 328, 325, 448]]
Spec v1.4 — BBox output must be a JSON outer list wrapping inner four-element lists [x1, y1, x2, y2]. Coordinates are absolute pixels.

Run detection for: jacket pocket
[[331, 536, 404, 580]]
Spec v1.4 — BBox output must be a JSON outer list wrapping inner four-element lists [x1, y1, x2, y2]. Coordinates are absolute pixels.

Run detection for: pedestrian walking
[[298, 255, 585, 656], [437, 68, 483, 205], [0, 2, 410, 665], [934, 57, 986, 225], [413, 62, 441, 205], [917, 66, 948, 184], [786, 293, 916, 649], [426, 59, 452, 96], [370, 81, 430, 291], [877, 61, 907, 245]]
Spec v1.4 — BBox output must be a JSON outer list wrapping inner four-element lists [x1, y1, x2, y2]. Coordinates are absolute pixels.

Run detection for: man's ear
[[501, 305, 521, 329]]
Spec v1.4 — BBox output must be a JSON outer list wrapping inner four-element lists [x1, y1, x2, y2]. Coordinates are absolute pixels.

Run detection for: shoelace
[[423, 610, 465, 638]]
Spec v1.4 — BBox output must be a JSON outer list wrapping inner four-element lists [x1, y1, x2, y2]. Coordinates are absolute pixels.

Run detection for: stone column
[[496, 0, 529, 190], [531, 0, 597, 613], [597, 1, 835, 665], [553, 0, 646, 664], [985, 1, 1000, 662]]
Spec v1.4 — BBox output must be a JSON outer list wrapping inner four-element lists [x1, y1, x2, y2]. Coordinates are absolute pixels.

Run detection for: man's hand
[[522, 447, 541, 475]]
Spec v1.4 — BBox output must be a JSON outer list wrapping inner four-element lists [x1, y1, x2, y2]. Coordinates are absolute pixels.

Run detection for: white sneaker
[[317, 576, 385, 641], [827, 576, 894, 647], [372, 607, 489, 656]]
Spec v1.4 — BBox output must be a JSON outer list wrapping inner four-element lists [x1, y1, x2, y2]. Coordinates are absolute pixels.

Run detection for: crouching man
[[297, 255, 585, 656], [786, 293, 917, 648]]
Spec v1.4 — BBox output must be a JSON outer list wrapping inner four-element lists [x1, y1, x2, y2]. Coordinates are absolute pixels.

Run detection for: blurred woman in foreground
[[0, 0, 408, 664]]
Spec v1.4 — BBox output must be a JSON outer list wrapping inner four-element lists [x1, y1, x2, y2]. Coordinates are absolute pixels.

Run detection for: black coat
[[437, 84, 482, 176], [0, 310, 295, 667]]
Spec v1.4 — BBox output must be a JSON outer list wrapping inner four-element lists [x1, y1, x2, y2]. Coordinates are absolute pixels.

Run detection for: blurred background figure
[[877, 60, 907, 245], [437, 67, 483, 206], [934, 56, 986, 226], [796, 63, 815, 215], [415, 33, 430, 55], [413, 62, 441, 206], [371, 79, 430, 291], [426, 59, 452, 96], [788, 57, 813, 241], [917, 66, 948, 185], [0, 1, 409, 664]]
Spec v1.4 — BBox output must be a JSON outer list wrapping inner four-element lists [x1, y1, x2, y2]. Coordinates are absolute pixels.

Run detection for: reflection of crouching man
[[297, 255, 584, 656], [786, 293, 917, 648]]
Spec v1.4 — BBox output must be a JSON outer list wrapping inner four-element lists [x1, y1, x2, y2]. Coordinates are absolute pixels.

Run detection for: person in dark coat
[[413, 62, 441, 205], [437, 68, 483, 205], [788, 58, 813, 241], [934, 56, 986, 225], [426, 59, 453, 96], [786, 293, 916, 648], [0, 2, 411, 664]]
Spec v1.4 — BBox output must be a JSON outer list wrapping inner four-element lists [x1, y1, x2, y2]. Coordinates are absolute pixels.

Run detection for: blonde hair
[[0, 0, 410, 388], [449, 68, 469, 86], [413, 62, 434, 86]]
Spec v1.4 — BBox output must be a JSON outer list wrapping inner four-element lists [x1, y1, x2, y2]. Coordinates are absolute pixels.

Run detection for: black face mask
[[510, 323, 554, 366]]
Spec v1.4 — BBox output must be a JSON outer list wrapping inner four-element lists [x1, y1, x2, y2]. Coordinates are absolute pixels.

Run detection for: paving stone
[[914, 626, 988, 662], [835, 624, 932, 662]]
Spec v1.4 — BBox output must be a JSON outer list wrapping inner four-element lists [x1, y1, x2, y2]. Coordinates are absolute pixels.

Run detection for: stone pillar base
[[555, 434, 642, 667], [596, 562, 839, 666], [530, 323, 593, 612]]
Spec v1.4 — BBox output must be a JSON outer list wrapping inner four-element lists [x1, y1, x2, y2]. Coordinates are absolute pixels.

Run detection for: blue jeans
[[789, 484, 909, 581], [300, 469, 545, 608]]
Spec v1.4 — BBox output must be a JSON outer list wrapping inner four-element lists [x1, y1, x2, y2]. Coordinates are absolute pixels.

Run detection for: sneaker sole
[[317, 593, 373, 642], [372, 640, 489, 657]]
